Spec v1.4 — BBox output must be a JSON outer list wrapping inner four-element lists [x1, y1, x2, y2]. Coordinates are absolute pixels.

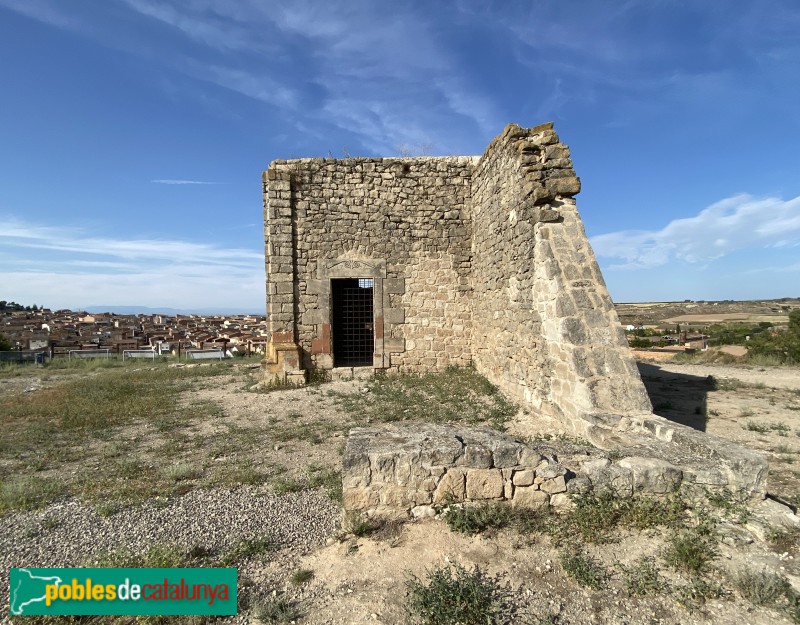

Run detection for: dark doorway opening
[[331, 278, 374, 367]]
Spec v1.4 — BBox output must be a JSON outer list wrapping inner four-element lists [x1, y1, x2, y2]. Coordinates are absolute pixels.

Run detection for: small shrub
[[342, 510, 376, 537], [291, 568, 314, 586], [709, 376, 743, 391], [559, 547, 609, 590], [271, 476, 305, 494], [663, 529, 718, 574], [704, 489, 750, 523], [406, 562, 517, 625], [0, 475, 62, 513], [674, 575, 727, 607], [164, 461, 202, 482], [767, 526, 800, 554], [745, 421, 769, 433], [568, 492, 685, 543], [307, 466, 342, 502], [444, 502, 515, 535], [219, 536, 274, 566], [620, 556, 664, 597], [733, 569, 797, 608], [253, 593, 302, 624], [90, 544, 187, 568]]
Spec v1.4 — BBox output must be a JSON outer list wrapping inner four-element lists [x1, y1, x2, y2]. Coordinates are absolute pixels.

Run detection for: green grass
[[444, 502, 516, 535], [569, 492, 686, 543], [405, 563, 517, 625], [619, 556, 664, 597], [0, 363, 233, 514], [663, 528, 718, 574], [559, 547, 610, 590], [253, 593, 302, 624], [733, 569, 799, 612], [330, 365, 516, 430], [291, 569, 314, 586], [745, 421, 791, 434], [306, 465, 342, 502], [0, 475, 62, 513], [219, 536, 275, 567], [438, 494, 687, 546], [163, 461, 203, 482], [88, 544, 190, 568]]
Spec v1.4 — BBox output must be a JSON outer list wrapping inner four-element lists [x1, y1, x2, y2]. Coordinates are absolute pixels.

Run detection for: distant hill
[[82, 305, 264, 316]]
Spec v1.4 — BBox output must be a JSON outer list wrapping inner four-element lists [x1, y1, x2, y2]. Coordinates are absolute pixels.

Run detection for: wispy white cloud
[[151, 179, 223, 185], [0, 217, 264, 309], [591, 194, 800, 270], [0, 0, 82, 31]]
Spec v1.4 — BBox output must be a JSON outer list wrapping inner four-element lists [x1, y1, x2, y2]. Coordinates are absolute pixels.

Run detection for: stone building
[[262, 122, 652, 429]]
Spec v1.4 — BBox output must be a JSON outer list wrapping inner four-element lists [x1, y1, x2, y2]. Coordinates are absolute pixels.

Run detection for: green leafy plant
[[559, 547, 609, 590], [663, 529, 718, 574], [291, 568, 314, 586], [219, 536, 274, 566], [406, 563, 517, 625], [444, 502, 515, 535], [619, 556, 664, 597]]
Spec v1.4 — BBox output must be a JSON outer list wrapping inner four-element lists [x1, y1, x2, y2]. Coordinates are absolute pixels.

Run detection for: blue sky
[[1, 0, 799, 312]]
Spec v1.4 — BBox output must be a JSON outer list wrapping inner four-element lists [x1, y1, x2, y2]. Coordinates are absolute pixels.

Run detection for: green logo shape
[[10, 568, 237, 616]]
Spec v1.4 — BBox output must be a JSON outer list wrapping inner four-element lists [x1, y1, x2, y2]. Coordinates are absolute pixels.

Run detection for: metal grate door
[[331, 278, 374, 367]]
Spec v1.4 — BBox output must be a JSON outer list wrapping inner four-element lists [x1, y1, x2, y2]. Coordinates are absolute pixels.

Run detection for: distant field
[[663, 313, 789, 324], [615, 298, 800, 327]]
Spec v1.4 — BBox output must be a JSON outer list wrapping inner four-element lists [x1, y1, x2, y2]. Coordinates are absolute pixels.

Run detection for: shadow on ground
[[637, 362, 712, 432]]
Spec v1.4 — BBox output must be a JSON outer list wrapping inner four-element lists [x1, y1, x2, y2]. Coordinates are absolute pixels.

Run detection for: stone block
[[434, 468, 466, 503], [550, 493, 574, 510], [411, 505, 436, 519], [617, 456, 682, 494], [512, 469, 535, 487], [462, 445, 493, 468], [465, 468, 504, 500], [549, 176, 581, 196], [385, 278, 405, 294], [384, 308, 405, 324], [380, 486, 414, 508], [383, 338, 406, 353], [566, 476, 592, 495], [512, 487, 550, 509], [343, 487, 379, 510], [518, 448, 544, 467], [488, 440, 522, 468], [540, 475, 567, 494], [536, 463, 567, 480]]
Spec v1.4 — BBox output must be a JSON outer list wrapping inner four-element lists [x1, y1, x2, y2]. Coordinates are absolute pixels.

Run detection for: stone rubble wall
[[470, 123, 652, 424], [262, 123, 652, 423], [264, 157, 475, 372], [343, 424, 713, 520]]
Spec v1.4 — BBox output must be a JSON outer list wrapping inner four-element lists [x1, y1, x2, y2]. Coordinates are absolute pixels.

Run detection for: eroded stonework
[[263, 122, 769, 501], [262, 122, 651, 426]]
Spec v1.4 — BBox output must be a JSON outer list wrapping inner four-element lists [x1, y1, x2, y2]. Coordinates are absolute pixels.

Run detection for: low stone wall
[[342, 424, 709, 520]]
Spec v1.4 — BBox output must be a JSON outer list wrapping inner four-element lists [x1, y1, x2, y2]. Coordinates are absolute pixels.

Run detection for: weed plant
[[406, 563, 517, 625], [330, 365, 516, 430], [559, 547, 609, 590]]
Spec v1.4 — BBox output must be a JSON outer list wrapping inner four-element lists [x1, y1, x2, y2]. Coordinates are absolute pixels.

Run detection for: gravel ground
[[0, 486, 340, 623]]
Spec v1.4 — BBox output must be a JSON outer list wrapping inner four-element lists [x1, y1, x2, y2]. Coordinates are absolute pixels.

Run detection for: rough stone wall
[[343, 424, 768, 520], [263, 122, 651, 419], [470, 123, 652, 424], [264, 157, 475, 371], [343, 424, 685, 520]]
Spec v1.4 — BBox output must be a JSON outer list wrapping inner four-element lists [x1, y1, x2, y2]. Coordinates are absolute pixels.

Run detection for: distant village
[[0, 303, 267, 359]]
